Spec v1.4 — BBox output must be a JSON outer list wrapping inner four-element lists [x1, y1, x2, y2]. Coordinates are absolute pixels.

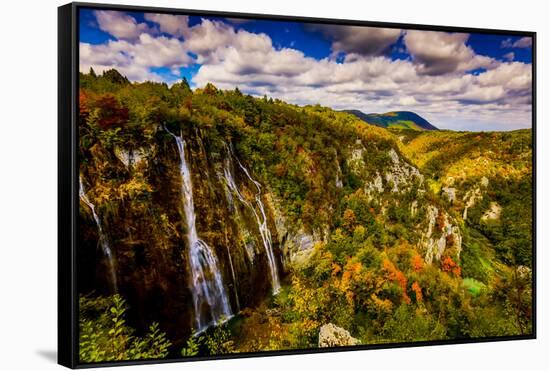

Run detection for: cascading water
[[223, 145, 281, 294], [166, 128, 232, 333], [79, 176, 118, 293]]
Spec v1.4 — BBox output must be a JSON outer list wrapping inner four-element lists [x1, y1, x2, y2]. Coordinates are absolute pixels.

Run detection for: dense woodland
[[77, 68, 533, 363]]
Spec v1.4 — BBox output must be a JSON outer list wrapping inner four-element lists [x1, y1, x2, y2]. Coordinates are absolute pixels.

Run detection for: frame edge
[[58, 2, 78, 369]]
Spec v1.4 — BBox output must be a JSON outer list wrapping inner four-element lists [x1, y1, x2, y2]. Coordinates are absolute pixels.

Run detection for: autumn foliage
[[411, 281, 423, 303], [94, 94, 129, 129], [79, 91, 90, 123], [441, 256, 461, 277], [411, 254, 424, 272], [342, 208, 357, 232], [383, 259, 411, 304]]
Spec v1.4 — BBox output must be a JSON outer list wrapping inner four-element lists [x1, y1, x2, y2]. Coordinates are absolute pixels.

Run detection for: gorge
[[77, 69, 533, 361]]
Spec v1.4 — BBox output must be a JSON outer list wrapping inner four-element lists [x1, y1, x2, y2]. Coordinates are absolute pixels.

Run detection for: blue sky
[[79, 8, 533, 131]]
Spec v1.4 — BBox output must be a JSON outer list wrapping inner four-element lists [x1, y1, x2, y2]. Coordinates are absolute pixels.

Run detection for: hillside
[[76, 69, 532, 362], [345, 110, 439, 131]]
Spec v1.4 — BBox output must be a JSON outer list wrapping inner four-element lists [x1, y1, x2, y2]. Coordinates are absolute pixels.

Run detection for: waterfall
[[79, 176, 118, 293], [166, 128, 232, 333], [224, 145, 281, 294]]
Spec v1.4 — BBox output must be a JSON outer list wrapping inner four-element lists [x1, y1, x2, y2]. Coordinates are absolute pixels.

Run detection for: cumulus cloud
[[501, 36, 533, 48], [144, 13, 190, 38], [95, 10, 153, 41], [503, 52, 515, 61], [309, 24, 402, 56], [80, 34, 193, 82], [404, 30, 497, 75]]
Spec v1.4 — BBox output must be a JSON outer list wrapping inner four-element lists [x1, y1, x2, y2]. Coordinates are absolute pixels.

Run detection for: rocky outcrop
[[410, 200, 418, 217], [114, 146, 151, 169], [283, 228, 326, 266], [384, 149, 424, 193], [462, 177, 489, 220], [347, 139, 367, 176], [442, 187, 456, 204], [421, 205, 462, 264], [365, 149, 423, 200], [318, 323, 359, 347], [481, 202, 502, 221]]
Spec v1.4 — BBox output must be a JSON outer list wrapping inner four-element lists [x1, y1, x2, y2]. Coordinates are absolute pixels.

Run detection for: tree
[[342, 208, 356, 232], [92, 94, 129, 129]]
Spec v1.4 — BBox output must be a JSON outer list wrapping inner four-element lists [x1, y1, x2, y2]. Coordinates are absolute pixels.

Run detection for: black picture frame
[[58, 2, 537, 368]]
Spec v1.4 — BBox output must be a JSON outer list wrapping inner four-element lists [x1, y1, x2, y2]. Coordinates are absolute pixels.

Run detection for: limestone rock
[[442, 187, 456, 203], [422, 205, 462, 264], [114, 146, 150, 169], [318, 323, 359, 348], [285, 229, 321, 266], [481, 202, 502, 221]]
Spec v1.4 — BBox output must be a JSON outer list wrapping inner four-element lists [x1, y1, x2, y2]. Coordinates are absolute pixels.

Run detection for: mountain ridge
[[344, 109, 439, 131]]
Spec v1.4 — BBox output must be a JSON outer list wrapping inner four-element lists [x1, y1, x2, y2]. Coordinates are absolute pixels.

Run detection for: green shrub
[[79, 294, 171, 363]]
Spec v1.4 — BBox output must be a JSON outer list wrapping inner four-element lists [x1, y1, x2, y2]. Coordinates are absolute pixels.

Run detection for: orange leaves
[[411, 281, 423, 303], [411, 254, 424, 272], [79, 90, 90, 123], [441, 256, 461, 277], [346, 260, 363, 275], [342, 208, 357, 232], [382, 259, 411, 304], [332, 259, 364, 306], [331, 262, 342, 277]]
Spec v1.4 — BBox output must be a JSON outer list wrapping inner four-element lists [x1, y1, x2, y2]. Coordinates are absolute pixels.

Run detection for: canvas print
[[76, 7, 533, 364]]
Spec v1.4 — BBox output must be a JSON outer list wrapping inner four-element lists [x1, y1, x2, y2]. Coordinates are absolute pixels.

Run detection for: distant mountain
[[344, 110, 439, 131]]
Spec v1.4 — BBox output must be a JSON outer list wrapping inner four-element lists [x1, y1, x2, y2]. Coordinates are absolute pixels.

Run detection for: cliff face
[[79, 125, 288, 341]]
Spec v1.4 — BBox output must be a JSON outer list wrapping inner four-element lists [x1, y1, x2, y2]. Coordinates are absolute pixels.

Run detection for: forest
[[77, 68, 533, 363]]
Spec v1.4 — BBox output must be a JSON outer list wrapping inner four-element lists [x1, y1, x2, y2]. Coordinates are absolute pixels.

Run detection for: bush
[[79, 294, 171, 363]]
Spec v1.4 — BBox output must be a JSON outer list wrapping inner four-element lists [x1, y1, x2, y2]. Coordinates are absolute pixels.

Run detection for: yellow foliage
[[370, 293, 393, 313]]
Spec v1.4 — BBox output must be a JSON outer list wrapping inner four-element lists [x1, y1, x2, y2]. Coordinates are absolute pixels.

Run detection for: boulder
[[318, 323, 359, 348]]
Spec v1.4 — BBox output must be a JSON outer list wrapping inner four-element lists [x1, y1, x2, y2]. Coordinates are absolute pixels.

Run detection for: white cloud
[[404, 30, 496, 75], [502, 36, 533, 48], [131, 33, 192, 67], [95, 10, 153, 41], [79, 34, 192, 82], [399, 96, 418, 105], [503, 52, 515, 61], [144, 13, 190, 38]]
